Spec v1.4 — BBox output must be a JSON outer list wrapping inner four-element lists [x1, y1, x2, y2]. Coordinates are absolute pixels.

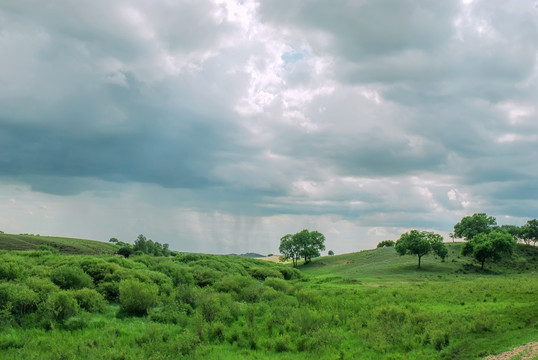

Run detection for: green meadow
[[0, 235, 536, 359]]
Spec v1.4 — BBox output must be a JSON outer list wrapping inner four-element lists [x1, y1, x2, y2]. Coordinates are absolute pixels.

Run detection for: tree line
[[380, 213, 536, 270], [110, 234, 171, 257]]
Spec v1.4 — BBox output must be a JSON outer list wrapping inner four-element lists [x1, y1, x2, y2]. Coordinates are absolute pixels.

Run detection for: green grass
[[0, 242, 536, 359], [0, 233, 117, 255]]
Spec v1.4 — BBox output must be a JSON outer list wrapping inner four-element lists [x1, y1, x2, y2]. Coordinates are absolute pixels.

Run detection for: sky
[[1, 0, 538, 255]]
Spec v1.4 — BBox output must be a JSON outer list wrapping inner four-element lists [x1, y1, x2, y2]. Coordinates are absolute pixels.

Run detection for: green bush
[[150, 262, 194, 286], [0, 283, 38, 316], [24, 277, 60, 302], [192, 267, 220, 287], [51, 265, 93, 290], [41, 291, 79, 322], [278, 266, 302, 280], [248, 267, 283, 280], [119, 279, 159, 316], [72, 288, 106, 313], [0, 261, 26, 281], [264, 277, 293, 293], [96, 281, 120, 302]]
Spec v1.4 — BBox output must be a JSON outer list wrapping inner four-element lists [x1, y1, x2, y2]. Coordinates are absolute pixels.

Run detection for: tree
[[395, 230, 447, 269], [500, 225, 523, 243], [521, 219, 538, 246], [109, 238, 119, 244], [453, 213, 497, 240], [461, 231, 516, 269], [133, 234, 148, 253], [328, 250, 335, 256], [117, 247, 133, 258], [377, 240, 395, 248], [279, 234, 299, 266], [448, 233, 455, 243], [278, 229, 326, 266]]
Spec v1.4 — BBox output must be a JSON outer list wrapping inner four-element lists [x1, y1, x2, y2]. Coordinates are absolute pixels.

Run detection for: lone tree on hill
[[461, 231, 516, 269], [453, 213, 496, 240], [395, 230, 448, 269], [279, 229, 326, 266]]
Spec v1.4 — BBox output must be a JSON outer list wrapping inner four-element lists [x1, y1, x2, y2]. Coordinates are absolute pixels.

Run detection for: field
[[0, 236, 536, 359]]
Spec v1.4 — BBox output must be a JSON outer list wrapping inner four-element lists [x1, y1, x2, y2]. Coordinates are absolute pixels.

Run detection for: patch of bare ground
[[484, 342, 538, 360], [256, 255, 283, 262]]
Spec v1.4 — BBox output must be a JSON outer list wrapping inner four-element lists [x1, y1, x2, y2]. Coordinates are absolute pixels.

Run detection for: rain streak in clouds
[[1, 0, 537, 254]]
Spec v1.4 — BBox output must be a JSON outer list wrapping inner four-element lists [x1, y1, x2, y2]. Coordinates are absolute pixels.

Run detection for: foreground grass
[[0, 244, 536, 359]]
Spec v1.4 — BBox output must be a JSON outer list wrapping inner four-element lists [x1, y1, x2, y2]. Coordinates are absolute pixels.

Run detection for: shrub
[[0, 283, 38, 316], [72, 288, 106, 313], [248, 267, 283, 280], [25, 277, 60, 302], [278, 266, 302, 280], [192, 267, 220, 287], [150, 262, 194, 286], [36, 245, 59, 254], [97, 281, 120, 302], [0, 261, 26, 281], [119, 279, 159, 316], [197, 293, 222, 323], [264, 277, 293, 293], [51, 266, 93, 290], [41, 291, 79, 322]]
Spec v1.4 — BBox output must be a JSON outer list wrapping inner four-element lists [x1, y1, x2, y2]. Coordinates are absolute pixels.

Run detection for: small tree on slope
[[395, 230, 448, 269], [461, 231, 516, 269]]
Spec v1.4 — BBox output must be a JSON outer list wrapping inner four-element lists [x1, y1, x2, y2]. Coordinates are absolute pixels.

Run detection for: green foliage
[[454, 213, 497, 240], [521, 219, 538, 246], [0, 241, 536, 359], [0, 283, 38, 316], [279, 229, 326, 265], [461, 231, 516, 269], [72, 288, 106, 313], [377, 240, 396, 248], [395, 230, 447, 268], [0, 260, 27, 281], [119, 279, 159, 316], [117, 246, 133, 257], [248, 267, 284, 280], [41, 291, 79, 322], [133, 234, 171, 257], [50, 265, 94, 290]]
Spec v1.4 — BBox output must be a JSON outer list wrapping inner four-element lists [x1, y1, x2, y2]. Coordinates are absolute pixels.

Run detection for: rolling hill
[[0, 233, 117, 255]]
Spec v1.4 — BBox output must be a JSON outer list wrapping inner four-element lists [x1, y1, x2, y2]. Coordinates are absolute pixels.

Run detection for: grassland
[[0, 233, 117, 255], [0, 240, 536, 359]]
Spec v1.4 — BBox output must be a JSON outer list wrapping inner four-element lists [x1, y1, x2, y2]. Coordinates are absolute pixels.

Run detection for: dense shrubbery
[[0, 245, 536, 359]]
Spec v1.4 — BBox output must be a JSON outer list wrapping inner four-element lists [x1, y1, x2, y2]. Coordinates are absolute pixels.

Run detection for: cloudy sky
[[1, 0, 537, 254]]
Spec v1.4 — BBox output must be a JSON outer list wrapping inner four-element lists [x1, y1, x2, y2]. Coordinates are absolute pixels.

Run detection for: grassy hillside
[[0, 242, 536, 359], [301, 243, 538, 281], [0, 233, 117, 255]]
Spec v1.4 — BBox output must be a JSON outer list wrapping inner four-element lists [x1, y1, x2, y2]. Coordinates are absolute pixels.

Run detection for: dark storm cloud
[[1, 0, 538, 250]]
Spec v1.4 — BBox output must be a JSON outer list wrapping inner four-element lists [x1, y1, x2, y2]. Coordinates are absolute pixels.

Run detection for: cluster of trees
[[453, 213, 520, 269], [279, 229, 326, 266], [395, 231, 447, 268], [110, 235, 171, 258], [385, 213, 536, 270], [453, 215, 538, 246]]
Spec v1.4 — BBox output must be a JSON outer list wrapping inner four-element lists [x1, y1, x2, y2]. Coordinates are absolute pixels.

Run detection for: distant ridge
[[227, 252, 265, 258]]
